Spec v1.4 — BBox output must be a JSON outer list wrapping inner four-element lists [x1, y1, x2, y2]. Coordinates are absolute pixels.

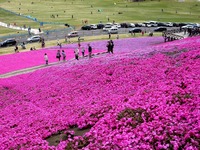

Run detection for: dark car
[[81, 25, 91, 30], [120, 23, 131, 28], [129, 28, 142, 33], [0, 39, 17, 47], [157, 22, 167, 27], [97, 23, 105, 29], [154, 27, 167, 32]]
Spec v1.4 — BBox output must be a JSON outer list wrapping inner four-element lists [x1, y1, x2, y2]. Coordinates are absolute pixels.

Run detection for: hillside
[[0, 0, 200, 35], [0, 36, 199, 149]]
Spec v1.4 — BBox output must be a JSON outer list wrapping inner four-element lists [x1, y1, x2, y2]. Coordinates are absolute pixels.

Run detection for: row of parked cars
[[81, 21, 200, 30], [81, 21, 200, 31], [81, 23, 134, 30], [0, 35, 42, 47], [80, 21, 200, 34]]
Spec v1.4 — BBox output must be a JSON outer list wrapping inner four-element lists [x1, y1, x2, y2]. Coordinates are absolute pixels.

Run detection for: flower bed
[[0, 36, 199, 149], [0, 37, 163, 75], [0, 48, 104, 75]]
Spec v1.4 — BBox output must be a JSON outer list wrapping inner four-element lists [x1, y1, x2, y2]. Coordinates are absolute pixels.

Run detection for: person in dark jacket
[[56, 50, 61, 61], [110, 40, 114, 54], [106, 41, 111, 53], [88, 44, 92, 58]]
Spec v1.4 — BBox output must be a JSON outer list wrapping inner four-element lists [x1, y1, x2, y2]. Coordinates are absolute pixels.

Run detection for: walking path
[[0, 52, 107, 78], [0, 21, 43, 34]]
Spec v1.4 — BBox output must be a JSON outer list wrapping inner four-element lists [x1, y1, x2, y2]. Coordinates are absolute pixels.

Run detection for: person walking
[[14, 45, 19, 53], [74, 48, 79, 60], [110, 40, 114, 54], [88, 44, 92, 58], [108, 33, 111, 39], [56, 50, 61, 61], [42, 41, 45, 48], [106, 41, 111, 53], [44, 53, 48, 65], [61, 50, 66, 61], [78, 41, 81, 48], [57, 40, 62, 48], [81, 47, 85, 57]]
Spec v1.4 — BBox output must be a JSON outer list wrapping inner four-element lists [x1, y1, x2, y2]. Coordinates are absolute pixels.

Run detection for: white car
[[108, 27, 118, 34], [166, 22, 173, 27], [103, 25, 112, 31], [90, 24, 97, 30], [67, 31, 79, 37], [113, 23, 121, 28], [105, 23, 113, 28], [130, 23, 135, 27], [27, 35, 41, 43], [137, 23, 146, 27], [146, 21, 158, 27], [194, 23, 200, 27], [181, 25, 194, 29]]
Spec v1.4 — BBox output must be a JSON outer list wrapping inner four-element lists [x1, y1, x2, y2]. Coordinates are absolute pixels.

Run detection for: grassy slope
[[0, 0, 199, 30]]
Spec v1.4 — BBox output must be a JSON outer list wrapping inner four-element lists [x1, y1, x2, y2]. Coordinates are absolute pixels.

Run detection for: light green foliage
[[0, 0, 199, 35]]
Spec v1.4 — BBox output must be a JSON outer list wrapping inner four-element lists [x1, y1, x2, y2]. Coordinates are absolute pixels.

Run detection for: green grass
[[0, 0, 200, 36]]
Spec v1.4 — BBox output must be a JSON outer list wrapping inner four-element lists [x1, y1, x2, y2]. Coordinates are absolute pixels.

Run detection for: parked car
[[172, 22, 179, 27], [108, 27, 118, 34], [97, 23, 105, 29], [154, 27, 167, 32], [90, 24, 97, 30], [120, 23, 130, 28], [165, 22, 173, 27], [67, 31, 79, 37], [129, 28, 142, 33], [105, 23, 113, 28], [147, 23, 158, 27], [27, 35, 41, 43], [181, 25, 194, 29], [135, 23, 146, 27], [103, 25, 112, 31], [81, 25, 91, 30], [113, 23, 121, 28], [178, 23, 188, 27], [0, 38, 17, 47], [130, 23, 135, 27], [193, 23, 200, 28], [157, 22, 167, 27]]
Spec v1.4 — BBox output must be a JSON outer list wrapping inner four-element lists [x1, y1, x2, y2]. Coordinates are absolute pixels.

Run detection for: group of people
[[74, 44, 92, 60], [56, 50, 66, 61], [14, 42, 26, 53], [30, 46, 36, 51], [44, 44, 93, 65], [44, 40, 115, 65], [106, 40, 114, 54], [44, 49, 66, 65]]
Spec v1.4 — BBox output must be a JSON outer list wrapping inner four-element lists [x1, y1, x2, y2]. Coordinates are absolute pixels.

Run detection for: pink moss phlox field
[[0, 36, 200, 149], [0, 37, 163, 75], [0, 47, 104, 75]]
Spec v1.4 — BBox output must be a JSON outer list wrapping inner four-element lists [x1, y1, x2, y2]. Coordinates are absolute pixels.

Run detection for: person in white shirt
[[44, 53, 48, 65], [74, 48, 79, 60]]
